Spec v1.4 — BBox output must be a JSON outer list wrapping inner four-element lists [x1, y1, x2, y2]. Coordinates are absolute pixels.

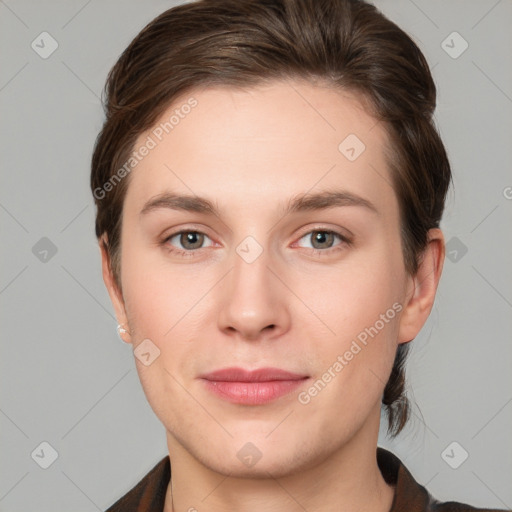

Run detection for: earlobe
[[99, 234, 132, 344], [398, 228, 445, 344], [116, 323, 132, 344]]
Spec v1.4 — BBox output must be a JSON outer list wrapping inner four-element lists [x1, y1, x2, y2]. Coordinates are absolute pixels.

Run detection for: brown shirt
[[105, 447, 508, 511]]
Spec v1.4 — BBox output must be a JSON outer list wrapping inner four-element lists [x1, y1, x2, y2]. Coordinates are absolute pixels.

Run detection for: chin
[[193, 432, 333, 480]]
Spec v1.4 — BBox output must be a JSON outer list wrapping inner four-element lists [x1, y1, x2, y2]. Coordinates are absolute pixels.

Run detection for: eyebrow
[[139, 189, 378, 217]]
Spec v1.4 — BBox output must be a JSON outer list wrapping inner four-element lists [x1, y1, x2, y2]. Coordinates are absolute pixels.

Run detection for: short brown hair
[[91, 0, 452, 438]]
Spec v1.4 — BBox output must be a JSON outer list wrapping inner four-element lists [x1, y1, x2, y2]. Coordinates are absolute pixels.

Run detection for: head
[[91, 0, 450, 475]]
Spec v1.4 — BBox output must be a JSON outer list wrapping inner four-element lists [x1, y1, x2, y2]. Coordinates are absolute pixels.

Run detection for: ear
[[398, 228, 445, 344], [99, 234, 132, 344]]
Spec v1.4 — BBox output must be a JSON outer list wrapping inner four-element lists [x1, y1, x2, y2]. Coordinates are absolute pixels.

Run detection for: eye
[[164, 230, 214, 255], [295, 229, 350, 253], [161, 228, 350, 257]]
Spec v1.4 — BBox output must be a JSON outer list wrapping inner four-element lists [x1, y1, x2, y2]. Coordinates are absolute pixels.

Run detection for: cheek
[[120, 238, 206, 339], [292, 245, 405, 406], [119, 248, 204, 426], [296, 245, 405, 346]]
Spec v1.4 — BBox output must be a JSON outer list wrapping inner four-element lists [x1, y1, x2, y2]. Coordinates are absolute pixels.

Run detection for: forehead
[[124, 80, 396, 218]]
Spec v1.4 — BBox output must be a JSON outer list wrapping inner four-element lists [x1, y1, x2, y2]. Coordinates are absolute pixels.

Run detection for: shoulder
[[104, 455, 170, 512], [429, 500, 509, 511], [377, 447, 510, 512]]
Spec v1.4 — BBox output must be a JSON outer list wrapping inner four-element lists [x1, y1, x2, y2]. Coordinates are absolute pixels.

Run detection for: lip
[[200, 367, 309, 405]]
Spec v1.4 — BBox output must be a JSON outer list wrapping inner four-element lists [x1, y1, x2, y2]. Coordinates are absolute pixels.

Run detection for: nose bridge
[[233, 238, 270, 296], [217, 233, 288, 338]]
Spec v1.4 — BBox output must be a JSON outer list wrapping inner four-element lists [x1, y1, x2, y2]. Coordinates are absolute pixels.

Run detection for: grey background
[[1, 0, 511, 510]]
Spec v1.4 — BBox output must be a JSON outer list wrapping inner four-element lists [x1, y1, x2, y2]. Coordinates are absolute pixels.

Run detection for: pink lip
[[200, 367, 309, 405]]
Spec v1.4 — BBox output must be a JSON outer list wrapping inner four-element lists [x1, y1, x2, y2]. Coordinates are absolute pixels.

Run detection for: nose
[[217, 242, 291, 341]]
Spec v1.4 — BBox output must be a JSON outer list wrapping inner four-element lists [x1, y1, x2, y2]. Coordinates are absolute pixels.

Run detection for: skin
[[100, 80, 444, 512]]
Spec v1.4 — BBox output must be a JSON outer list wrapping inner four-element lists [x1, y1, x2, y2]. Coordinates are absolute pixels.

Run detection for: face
[[103, 80, 435, 478]]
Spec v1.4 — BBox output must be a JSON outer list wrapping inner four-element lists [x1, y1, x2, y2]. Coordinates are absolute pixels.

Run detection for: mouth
[[199, 367, 310, 405]]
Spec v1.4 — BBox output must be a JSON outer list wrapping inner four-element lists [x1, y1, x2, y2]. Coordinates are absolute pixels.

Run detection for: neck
[[164, 409, 394, 512]]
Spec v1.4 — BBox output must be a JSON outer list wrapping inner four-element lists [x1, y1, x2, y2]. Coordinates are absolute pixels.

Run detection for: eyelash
[[161, 228, 352, 258]]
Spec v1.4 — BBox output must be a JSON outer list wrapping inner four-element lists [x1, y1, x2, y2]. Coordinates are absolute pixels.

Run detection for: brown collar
[[377, 447, 433, 511]]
